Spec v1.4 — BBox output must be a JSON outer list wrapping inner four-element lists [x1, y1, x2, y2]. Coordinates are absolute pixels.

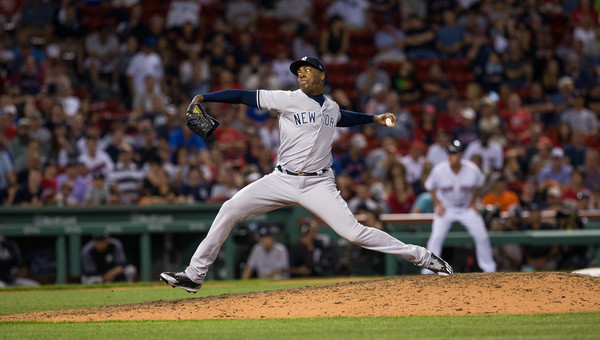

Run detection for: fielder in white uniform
[[161, 56, 453, 292], [422, 140, 497, 274]]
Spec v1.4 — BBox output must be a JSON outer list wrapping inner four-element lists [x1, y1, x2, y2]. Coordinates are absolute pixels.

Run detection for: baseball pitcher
[[161, 56, 453, 293]]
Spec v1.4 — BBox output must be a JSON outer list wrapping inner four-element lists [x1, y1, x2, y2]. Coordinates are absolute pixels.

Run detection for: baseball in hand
[[385, 117, 395, 127]]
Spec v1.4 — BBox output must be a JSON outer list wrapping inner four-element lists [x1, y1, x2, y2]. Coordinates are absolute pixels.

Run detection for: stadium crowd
[[1, 0, 600, 274]]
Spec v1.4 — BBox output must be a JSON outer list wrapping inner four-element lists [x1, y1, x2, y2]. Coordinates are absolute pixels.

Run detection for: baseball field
[[1, 272, 599, 339]]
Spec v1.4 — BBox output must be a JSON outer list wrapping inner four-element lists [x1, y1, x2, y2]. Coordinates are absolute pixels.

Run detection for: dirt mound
[[3, 272, 599, 322]]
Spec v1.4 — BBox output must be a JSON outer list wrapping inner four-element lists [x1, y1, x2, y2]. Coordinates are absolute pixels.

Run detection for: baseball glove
[[186, 103, 219, 138]]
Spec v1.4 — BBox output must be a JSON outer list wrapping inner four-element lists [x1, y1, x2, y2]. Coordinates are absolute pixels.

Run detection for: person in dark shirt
[[289, 219, 320, 277], [0, 220, 39, 287], [522, 206, 558, 271], [179, 167, 209, 203], [81, 234, 137, 284], [404, 16, 437, 59]]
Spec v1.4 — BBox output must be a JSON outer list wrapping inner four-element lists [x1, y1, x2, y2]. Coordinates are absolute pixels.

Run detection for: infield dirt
[[2, 272, 599, 321]]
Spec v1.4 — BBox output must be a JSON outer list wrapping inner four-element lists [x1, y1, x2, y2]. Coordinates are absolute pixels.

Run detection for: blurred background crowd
[[1, 0, 600, 279]]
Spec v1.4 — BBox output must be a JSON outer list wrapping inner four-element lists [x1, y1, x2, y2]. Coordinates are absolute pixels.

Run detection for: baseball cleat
[[160, 272, 202, 293], [422, 251, 454, 276]]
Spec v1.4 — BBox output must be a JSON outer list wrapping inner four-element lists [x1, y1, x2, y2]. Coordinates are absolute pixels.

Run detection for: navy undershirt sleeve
[[202, 90, 258, 107], [337, 109, 375, 127]]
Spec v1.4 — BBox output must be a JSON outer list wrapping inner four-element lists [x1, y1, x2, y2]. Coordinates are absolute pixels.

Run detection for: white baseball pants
[[185, 170, 429, 282], [422, 207, 497, 273]]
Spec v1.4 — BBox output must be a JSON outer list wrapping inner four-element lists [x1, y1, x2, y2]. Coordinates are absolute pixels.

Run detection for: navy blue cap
[[289, 56, 325, 75]]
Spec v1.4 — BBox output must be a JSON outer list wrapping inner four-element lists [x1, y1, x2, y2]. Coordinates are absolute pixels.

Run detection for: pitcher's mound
[[3, 272, 600, 322]]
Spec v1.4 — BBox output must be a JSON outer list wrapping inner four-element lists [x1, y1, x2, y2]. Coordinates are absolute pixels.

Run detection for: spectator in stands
[[414, 104, 438, 145], [165, 0, 201, 30], [319, 15, 350, 64], [504, 40, 533, 89], [401, 141, 426, 186], [581, 149, 600, 192], [326, 0, 370, 30], [541, 58, 561, 95], [85, 172, 112, 205], [482, 175, 519, 213], [374, 16, 406, 63], [436, 96, 462, 135], [561, 170, 592, 204], [391, 61, 421, 105], [500, 92, 533, 145], [386, 175, 416, 214], [168, 120, 207, 155], [179, 166, 209, 203], [0, 141, 15, 204], [56, 161, 88, 205], [84, 25, 119, 91], [525, 82, 555, 127], [0, 229, 39, 287], [126, 37, 164, 97], [538, 147, 572, 188], [436, 10, 470, 58], [0, 105, 16, 146], [209, 164, 242, 203], [8, 118, 31, 175], [271, 49, 296, 90], [242, 226, 289, 279], [560, 90, 598, 136], [341, 134, 367, 181], [552, 76, 575, 117], [81, 234, 137, 284], [364, 83, 388, 116], [133, 75, 167, 115], [356, 60, 389, 106], [518, 179, 541, 211], [27, 110, 51, 146], [422, 63, 453, 105], [291, 24, 317, 61], [8, 167, 42, 206], [276, 0, 313, 33], [180, 50, 211, 99], [40, 162, 58, 205], [226, 0, 258, 32], [426, 130, 449, 166], [464, 130, 504, 174], [404, 16, 437, 59], [21, 0, 54, 32], [139, 157, 180, 205], [135, 124, 159, 165], [107, 144, 144, 204], [563, 129, 587, 168], [78, 136, 115, 177], [411, 164, 434, 213], [348, 182, 381, 214]]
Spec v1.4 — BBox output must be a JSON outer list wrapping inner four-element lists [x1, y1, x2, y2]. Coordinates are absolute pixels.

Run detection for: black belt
[[277, 165, 328, 176]]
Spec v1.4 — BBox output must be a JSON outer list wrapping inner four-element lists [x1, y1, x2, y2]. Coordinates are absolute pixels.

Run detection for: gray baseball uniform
[[183, 88, 431, 283], [423, 158, 496, 273]]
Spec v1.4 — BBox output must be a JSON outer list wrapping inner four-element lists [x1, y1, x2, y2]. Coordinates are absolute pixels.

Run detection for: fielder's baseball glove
[[186, 103, 219, 138]]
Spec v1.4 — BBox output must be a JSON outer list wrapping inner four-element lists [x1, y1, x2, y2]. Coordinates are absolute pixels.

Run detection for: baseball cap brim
[[289, 58, 325, 75]]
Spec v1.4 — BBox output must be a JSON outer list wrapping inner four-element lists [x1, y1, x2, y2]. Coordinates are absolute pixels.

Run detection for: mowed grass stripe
[[1, 313, 599, 340], [0, 280, 342, 315]]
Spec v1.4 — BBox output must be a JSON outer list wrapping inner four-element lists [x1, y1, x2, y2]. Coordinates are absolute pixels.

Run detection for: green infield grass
[[0, 279, 336, 315]]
